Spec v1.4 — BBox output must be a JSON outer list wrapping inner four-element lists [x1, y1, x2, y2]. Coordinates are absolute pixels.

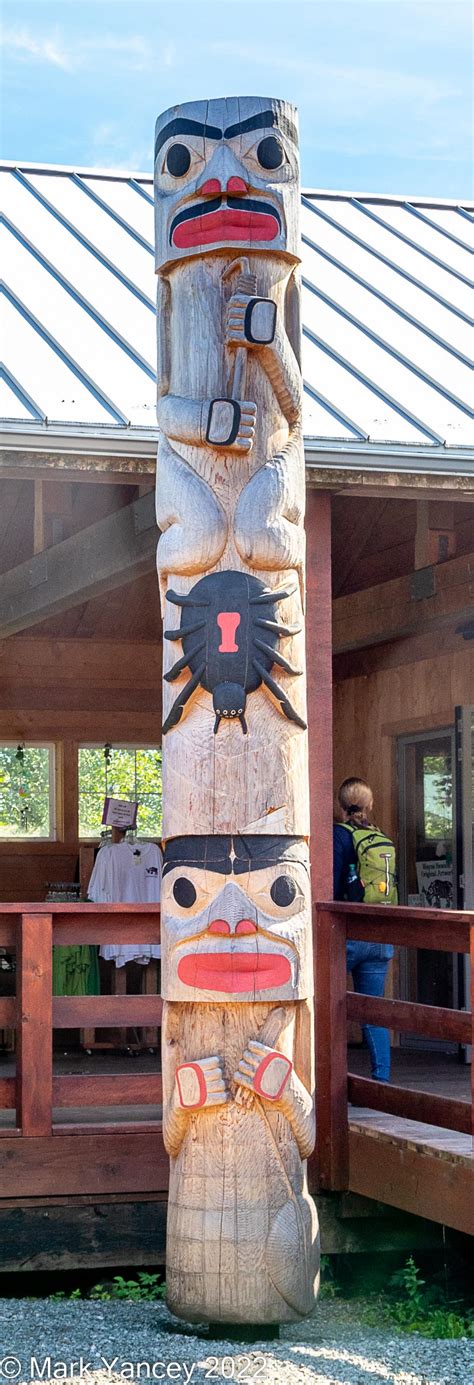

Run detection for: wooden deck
[[0, 901, 472, 1268]]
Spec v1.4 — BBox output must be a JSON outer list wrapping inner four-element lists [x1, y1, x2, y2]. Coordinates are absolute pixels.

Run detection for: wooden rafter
[[333, 550, 474, 654], [0, 492, 157, 639]]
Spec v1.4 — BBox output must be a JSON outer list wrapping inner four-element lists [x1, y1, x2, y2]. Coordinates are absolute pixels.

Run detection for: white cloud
[[0, 25, 166, 75], [0, 24, 72, 70]]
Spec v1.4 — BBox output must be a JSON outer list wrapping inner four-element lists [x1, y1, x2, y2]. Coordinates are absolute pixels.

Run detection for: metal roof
[[1, 161, 473, 476]]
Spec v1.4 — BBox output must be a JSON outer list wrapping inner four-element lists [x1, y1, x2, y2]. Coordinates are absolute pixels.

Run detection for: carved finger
[[246, 1040, 272, 1056], [206, 1089, 231, 1107], [233, 1070, 253, 1091]]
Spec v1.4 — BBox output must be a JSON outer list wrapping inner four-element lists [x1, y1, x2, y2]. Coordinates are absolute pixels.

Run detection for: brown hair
[[337, 777, 374, 829]]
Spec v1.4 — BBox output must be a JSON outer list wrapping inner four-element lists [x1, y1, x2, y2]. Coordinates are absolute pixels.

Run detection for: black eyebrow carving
[[224, 109, 298, 146], [155, 117, 222, 161]]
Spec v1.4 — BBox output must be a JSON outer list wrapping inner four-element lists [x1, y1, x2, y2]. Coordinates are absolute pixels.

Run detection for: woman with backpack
[[333, 776, 397, 1083]]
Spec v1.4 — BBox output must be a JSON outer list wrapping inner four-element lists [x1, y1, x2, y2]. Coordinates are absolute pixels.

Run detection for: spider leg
[[254, 617, 302, 637], [166, 589, 209, 608], [249, 584, 298, 605], [164, 641, 206, 683], [239, 713, 248, 735], [164, 619, 206, 642], [252, 658, 307, 729], [162, 662, 206, 735], [213, 713, 222, 735], [254, 637, 303, 676]]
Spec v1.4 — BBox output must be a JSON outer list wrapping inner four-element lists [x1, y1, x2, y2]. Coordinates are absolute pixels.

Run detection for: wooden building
[[0, 162, 472, 1267]]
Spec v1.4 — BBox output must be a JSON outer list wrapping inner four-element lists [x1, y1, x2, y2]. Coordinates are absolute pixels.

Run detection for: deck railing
[[0, 904, 162, 1137], [314, 902, 474, 1191], [1, 902, 472, 1198]]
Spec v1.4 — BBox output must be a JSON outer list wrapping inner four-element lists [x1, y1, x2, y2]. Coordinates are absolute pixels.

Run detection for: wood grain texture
[[155, 96, 317, 1324], [156, 99, 308, 838], [349, 1127, 474, 1235], [16, 913, 53, 1137], [0, 1132, 169, 1198]]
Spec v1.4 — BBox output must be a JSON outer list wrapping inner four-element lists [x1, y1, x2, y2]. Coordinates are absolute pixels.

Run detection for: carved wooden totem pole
[[154, 96, 319, 1325]]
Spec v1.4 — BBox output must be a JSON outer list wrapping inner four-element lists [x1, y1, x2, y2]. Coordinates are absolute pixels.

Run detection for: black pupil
[[270, 875, 296, 907], [166, 143, 191, 177], [173, 876, 197, 907], [257, 136, 284, 170]]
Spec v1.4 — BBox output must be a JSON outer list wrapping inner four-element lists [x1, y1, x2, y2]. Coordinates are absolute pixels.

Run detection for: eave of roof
[[1, 160, 472, 478]]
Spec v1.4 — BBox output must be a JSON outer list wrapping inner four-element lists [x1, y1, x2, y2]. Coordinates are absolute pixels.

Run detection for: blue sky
[[1, 0, 472, 197]]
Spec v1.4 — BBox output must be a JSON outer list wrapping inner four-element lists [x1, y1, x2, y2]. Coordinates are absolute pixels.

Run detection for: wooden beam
[[333, 499, 387, 596], [307, 490, 333, 901], [333, 550, 474, 654], [0, 1131, 169, 1198], [414, 499, 456, 569], [33, 480, 44, 554], [349, 1127, 473, 1235], [0, 492, 157, 639]]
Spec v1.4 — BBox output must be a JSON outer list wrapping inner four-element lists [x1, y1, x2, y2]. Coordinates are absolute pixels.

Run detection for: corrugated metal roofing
[[1, 162, 473, 472]]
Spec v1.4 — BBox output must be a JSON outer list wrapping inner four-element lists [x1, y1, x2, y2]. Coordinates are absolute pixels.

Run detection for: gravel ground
[[0, 1296, 471, 1385]]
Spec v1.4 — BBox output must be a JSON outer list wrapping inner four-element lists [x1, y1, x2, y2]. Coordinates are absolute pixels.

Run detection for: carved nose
[[201, 178, 222, 196], [227, 176, 247, 194], [208, 919, 231, 935], [235, 919, 257, 935]]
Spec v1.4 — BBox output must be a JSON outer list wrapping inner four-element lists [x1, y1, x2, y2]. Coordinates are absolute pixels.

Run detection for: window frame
[[0, 741, 57, 842], [77, 742, 162, 842]]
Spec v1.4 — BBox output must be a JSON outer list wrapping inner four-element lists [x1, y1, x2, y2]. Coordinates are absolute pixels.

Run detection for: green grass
[[361, 1257, 474, 1339]]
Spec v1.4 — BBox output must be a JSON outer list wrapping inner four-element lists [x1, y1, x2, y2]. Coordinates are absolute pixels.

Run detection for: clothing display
[[88, 839, 162, 966], [53, 944, 100, 997]]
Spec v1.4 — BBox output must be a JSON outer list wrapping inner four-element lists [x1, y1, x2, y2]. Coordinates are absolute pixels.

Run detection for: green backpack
[[343, 824, 398, 905]]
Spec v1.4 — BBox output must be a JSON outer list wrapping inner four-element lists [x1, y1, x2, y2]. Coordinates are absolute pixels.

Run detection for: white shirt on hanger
[[88, 840, 161, 966]]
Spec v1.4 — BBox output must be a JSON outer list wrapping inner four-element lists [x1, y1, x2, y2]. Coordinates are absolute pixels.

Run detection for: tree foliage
[[0, 746, 51, 837], [0, 744, 163, 839]]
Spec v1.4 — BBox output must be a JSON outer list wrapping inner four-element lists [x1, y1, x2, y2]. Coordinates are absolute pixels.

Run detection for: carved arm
[[233, 1040, 315, 1159]]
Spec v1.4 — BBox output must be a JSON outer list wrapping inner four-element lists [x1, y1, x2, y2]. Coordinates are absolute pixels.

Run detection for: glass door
[[398, 728, 457, 1032], [455, 706, 473, 911]]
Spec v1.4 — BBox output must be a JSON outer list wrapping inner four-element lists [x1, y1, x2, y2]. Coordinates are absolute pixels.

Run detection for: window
[[0, 744, 55, 839], [78, 746, 162, 839]]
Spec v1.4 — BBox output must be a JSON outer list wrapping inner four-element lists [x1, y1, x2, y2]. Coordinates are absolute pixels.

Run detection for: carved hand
[[226, 293, 277, 349], [233, 1040, 292, 1103], [205, 398, 257, 452], [175, 1056, 230, 1111]]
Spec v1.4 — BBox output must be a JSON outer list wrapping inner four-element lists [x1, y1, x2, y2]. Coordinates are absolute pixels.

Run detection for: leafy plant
[[90, 1273, 166, 1302], [319, 1255, 340, 1300], [363, 1257, 474, 1339]]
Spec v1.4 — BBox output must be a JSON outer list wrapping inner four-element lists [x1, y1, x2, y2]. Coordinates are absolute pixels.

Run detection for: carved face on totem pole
[[154, 96, 300, 271], [161, 835, 313, 1003]]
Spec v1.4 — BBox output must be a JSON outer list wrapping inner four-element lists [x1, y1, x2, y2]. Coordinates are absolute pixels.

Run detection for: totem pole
[[155, 96, 319, 1325]]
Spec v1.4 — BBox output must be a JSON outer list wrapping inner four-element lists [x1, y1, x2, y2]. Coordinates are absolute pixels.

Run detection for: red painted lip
[[177, 951, 291, 993], [172, 208, 280, 248]]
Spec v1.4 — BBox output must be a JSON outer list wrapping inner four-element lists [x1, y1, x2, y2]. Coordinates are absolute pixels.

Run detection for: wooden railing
[[1, 901, 472, 1207], [314, 902, 474, 1191], [0, 904, 162, 1137]]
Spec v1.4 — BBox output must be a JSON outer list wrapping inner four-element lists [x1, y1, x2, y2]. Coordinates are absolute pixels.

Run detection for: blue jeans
[[346, 941, 394, 1082]]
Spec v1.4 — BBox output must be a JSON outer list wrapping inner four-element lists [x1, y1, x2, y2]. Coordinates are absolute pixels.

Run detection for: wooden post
[[155, 96, 319, 1325], [16, 912, 53, 1137], [314, 907, 349, 1190], [306, 489, 333, 902]]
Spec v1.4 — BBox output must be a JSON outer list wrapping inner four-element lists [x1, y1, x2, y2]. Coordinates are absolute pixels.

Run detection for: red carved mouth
[[172, 208, 280, 249], [177, 951, 291, 993]]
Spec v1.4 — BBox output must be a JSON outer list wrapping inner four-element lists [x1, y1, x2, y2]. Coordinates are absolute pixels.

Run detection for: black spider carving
[[162, 570, 306, 736]]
